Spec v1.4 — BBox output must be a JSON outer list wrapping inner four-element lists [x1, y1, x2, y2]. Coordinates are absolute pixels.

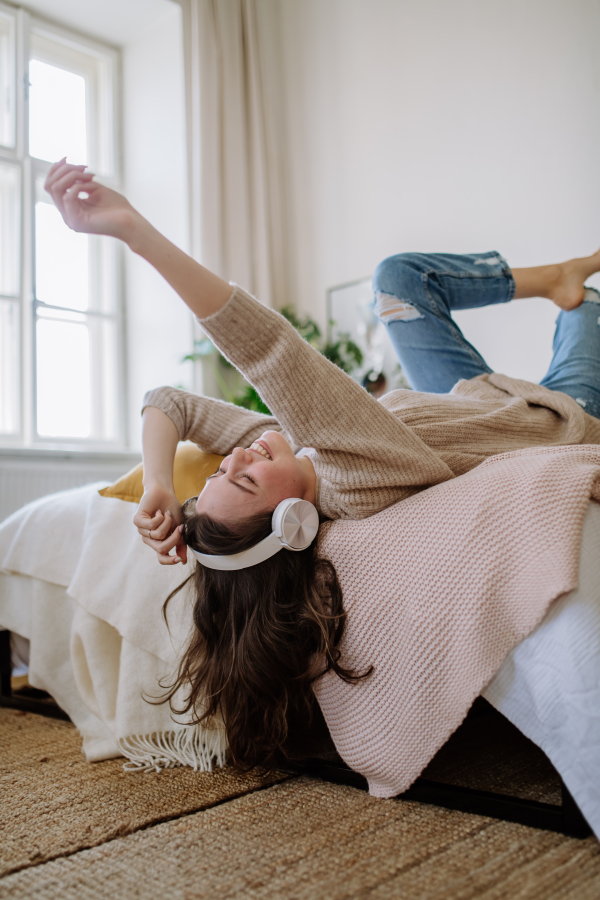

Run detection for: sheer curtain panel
[[185, 0, 286, 308]]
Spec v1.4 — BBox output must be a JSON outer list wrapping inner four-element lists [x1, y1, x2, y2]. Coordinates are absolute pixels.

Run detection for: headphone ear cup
[[272, 498, 319, 550], [271, 498, 299, 538]]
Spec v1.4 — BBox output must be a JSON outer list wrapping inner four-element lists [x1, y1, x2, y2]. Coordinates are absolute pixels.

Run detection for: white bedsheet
[[483, 500, 600, 837]]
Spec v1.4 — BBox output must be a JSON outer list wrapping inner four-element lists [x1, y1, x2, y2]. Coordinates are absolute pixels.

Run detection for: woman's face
[[195, 431, 316, 523]]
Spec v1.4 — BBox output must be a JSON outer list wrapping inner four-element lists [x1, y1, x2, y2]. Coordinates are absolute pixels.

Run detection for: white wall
[[122, 1, 192, 448], [16, 0, 175, 46], [278, 0, 600, 383]]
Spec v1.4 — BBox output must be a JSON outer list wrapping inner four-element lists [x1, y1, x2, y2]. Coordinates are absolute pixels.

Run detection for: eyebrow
[[229, 479, 255, 495]]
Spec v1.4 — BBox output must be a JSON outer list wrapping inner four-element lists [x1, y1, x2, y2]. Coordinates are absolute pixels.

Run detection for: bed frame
[[0, 629, 591, 839], [293, 755, 591, 838]]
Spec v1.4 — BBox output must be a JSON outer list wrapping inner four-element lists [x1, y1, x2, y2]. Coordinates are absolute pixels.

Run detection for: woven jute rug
[[0, 708, 289, 878], [3, 703, 600, 899], [2, 776, 599, 900]]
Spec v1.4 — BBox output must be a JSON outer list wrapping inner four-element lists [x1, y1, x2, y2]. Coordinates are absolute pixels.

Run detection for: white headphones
[[190, 498, 320, 571]]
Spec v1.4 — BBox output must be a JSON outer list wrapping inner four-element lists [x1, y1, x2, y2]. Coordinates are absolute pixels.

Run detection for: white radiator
[[0, 450, 141, 523]]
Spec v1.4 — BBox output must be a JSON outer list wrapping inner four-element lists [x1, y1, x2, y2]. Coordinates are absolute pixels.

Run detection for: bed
[[1, 481, 599, 839]]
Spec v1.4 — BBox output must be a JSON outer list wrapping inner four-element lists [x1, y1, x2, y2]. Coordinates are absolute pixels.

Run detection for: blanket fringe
[[118, 725, 228, 774]]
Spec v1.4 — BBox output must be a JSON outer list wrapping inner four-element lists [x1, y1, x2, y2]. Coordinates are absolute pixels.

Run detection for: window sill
[[0, 446, 141, 463]]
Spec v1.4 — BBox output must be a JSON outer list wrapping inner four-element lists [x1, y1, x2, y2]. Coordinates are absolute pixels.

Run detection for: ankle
[[540, 263, 563, 301]]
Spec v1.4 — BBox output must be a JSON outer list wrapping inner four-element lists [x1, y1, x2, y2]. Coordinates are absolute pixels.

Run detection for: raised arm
[[44, 161, 279, 559], [46, 161, 453, 520]]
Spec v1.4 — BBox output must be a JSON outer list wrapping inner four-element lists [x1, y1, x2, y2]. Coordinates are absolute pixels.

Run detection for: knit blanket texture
[[314, 444, 600, 796]]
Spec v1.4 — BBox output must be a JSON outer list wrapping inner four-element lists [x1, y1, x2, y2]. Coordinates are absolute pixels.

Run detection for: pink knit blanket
[[314, 445, 600, 798]]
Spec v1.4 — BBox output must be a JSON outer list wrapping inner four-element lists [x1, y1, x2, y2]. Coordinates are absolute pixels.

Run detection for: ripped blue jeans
[[373, 251, 600, 420]]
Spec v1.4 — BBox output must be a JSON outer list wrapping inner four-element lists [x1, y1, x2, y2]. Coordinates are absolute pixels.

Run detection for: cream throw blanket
[[0, 484, 227, 771]]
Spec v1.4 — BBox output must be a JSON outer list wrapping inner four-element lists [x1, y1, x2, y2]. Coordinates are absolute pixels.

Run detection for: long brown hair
[[157, 498, 371, 770]]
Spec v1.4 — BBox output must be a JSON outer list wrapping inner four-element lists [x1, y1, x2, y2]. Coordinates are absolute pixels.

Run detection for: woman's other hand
[[44, 158, 141, 243], [133, 485, 188, 565]]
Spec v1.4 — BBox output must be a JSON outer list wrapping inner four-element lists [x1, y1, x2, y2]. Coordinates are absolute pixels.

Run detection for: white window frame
[[0, 2, 125, 451]]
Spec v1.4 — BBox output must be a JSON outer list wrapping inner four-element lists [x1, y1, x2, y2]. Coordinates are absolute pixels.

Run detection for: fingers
[[45, 163, 94, 210], [51, 168, 94, 201], [45, 157, 68, 181], [145, 524, 184, 565], [148, 523, 182, 552], [45, 160, 88, 191], [133, 508, 165, 532], [133, 508, 185, 565], [45, 158, 89, 181], [133, 509, 175, 538], [148, 510, 175, 541], [73, 181, 103, 196]]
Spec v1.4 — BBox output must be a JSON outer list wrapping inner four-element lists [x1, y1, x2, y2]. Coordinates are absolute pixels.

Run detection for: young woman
[[45, 160, 600, 769]]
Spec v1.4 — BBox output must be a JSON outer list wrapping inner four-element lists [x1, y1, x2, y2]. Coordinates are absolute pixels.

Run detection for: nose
[[228, 446, 253, 472]]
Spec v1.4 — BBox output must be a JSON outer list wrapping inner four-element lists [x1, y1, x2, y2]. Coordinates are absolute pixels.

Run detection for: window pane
[[0, 12, 15, 148], [0, 299, 20, 434], [0, 162, 20, 296], [94, 233, 118, 315], [29, 59, 87, 163], [36, 317, 91, 437], [35, 199, 89, 310]]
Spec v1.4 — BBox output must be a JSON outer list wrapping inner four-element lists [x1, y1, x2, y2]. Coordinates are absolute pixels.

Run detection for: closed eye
[[207, 467, 257, 490]]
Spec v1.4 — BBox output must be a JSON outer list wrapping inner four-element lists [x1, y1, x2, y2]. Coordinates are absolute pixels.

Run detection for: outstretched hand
[[44, 159, 140, 243], [133, 485, 188, 566]]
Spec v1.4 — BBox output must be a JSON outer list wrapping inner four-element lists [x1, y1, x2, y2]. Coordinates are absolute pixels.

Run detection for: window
[[0, 3, 122, 447]]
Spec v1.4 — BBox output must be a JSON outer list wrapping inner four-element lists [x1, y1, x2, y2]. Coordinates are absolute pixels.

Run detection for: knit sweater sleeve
[[142, 386, 283, 456], [197, 285, 454, 519]]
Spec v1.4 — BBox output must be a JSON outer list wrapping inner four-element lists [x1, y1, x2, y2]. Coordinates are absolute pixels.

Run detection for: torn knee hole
[[583, 288, 600, 305], [375, 291, 424, 323], [474, 256, 500, 266]]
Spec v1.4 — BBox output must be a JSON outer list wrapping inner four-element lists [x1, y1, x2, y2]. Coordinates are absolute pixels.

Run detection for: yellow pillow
[[99, 442, 224, 505]]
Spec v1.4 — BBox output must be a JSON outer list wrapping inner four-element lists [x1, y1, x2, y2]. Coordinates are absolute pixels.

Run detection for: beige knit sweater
[[143, 285, 600, 519]]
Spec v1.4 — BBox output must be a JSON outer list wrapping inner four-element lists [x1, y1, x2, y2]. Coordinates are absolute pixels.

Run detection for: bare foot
[[547, 248, 600, 311]]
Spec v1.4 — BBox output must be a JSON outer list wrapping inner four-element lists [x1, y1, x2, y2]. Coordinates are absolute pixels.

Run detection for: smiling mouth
[[249, 441, 272, 460]]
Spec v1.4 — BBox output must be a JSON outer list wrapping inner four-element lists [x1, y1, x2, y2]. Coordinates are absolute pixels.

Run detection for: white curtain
[[184, 0, 287, 308]]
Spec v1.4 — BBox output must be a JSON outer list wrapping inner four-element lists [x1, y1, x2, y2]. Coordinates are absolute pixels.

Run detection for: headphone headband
[[190, 498, 319, 571]]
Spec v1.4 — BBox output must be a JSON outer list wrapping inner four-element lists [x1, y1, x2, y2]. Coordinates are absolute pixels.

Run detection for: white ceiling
[[15, 0, 179, 47]]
